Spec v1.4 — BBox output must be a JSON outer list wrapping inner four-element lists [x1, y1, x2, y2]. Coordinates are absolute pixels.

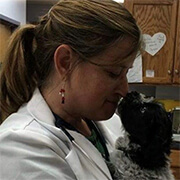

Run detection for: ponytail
[[0, 24, 37, 122]]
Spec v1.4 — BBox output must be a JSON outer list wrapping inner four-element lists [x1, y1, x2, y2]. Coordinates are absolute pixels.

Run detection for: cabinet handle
[[168, 70, 171, 75], [175, 69, 179, 74]]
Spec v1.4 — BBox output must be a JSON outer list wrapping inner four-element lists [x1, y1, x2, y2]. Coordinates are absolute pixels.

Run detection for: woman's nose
[[115, 76, 129, 97]]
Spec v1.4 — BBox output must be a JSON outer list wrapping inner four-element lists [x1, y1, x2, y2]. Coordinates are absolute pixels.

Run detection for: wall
[[26, 0, 124, 24], [27, 0, 56, 23], [0, 0, 26, 24], [129, 84, 180, 111], [129, 84, 180, 100], [27, 1, 52, 23]]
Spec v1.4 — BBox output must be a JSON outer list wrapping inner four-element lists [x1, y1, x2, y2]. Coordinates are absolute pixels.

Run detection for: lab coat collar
[[68, 130, 112, 180], [26, 88, 74, 145], [27, 88, 55, 126]]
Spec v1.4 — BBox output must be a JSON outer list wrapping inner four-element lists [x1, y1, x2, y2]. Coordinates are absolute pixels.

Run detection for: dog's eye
[[140, 107, 147, 113]]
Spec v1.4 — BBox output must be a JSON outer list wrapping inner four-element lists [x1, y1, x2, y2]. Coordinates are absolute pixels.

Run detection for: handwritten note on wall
[[127, 54, 142, 83], [143, 32, 166, 56]]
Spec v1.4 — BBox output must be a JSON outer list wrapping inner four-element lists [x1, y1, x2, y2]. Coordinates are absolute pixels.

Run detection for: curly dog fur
[[109, 91, 174, 180]]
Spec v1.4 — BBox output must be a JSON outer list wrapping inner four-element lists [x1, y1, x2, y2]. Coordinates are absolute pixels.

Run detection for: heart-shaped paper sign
[[143, 32, 166, 56]]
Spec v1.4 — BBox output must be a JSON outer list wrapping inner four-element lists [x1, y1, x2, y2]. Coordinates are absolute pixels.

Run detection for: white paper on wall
[[127, 54, 143, 83], [146, 69, 155, 77], [143, 32, 166, 56]]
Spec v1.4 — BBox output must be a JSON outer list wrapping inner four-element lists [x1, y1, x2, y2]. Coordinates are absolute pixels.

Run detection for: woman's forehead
[[105, 36, 137, 59], [89, 36, 137, 66]]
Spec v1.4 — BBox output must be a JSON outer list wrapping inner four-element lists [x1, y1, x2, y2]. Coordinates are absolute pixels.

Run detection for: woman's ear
[[54, 44, 75, 77]]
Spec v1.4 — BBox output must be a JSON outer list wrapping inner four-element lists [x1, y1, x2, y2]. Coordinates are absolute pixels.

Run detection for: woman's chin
[[94, 104, 117, 121]]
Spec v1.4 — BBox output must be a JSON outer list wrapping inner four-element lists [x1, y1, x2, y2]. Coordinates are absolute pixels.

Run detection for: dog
[[109, 91, 175, 180]]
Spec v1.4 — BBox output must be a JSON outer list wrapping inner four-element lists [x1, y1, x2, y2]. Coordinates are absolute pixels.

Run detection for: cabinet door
[[124, 0, 178, 84], [173, 1, 180, 84], [0, 23, 11, 63]]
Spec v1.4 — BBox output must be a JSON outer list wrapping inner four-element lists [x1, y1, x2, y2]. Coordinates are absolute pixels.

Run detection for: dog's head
[[117, 91, 172, 169]]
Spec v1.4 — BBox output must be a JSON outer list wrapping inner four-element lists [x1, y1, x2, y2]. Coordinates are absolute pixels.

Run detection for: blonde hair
[[0, 0, 141, 122]]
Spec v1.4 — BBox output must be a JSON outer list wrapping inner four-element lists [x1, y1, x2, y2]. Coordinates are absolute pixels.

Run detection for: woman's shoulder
[[0, 112, 77, 179], [0, 109, 71, 154], [0, 110, 35, 132]]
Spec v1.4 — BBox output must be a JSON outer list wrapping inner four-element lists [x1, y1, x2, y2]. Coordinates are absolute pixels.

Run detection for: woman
[[0, 0, 142, 179]]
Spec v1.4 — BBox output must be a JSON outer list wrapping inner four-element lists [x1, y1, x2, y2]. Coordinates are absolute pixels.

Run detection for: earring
[[59, 88, 65, 104]]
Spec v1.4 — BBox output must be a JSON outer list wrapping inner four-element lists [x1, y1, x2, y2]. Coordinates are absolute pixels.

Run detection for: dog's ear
[[118, 91, 150, 145], [139, 103, 173, 168], [118, 91, 173, 169], [145, 103, 172, 154], [118, 92, 172, 146], [117, 91, 143, 132]]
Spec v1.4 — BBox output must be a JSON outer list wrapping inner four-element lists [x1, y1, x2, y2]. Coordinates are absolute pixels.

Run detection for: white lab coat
[[0, 88, 124, 180]]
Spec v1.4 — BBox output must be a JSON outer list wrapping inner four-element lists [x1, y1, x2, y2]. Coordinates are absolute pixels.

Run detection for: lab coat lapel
[[65, 147, 88, 180], [68, 130, 112, 180], [27, 88, 55, 126], [26, 91, 87, 179]]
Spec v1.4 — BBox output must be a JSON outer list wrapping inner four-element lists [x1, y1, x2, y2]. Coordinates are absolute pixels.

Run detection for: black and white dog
[[109, 91, 175, 180]]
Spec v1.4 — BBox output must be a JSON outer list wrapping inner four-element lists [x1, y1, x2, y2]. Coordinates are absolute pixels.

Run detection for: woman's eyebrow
[[110, 65, 133, 69], [119, 65, 133, 68]]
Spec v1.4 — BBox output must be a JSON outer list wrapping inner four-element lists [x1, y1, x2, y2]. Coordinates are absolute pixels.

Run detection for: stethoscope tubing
[[59, 125, 112, 180]]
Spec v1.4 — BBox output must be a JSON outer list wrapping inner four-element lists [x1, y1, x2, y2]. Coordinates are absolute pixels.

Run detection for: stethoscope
[[55, 116, 112, 180]]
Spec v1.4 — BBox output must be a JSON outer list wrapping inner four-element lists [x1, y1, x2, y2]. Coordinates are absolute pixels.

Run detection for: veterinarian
[[0, 0, 142, 179]]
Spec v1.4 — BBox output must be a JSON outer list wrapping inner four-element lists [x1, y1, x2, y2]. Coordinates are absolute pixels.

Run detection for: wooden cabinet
[[124, 0, 180, 84], [173, 1, 180, 84], [0, 15, 19, 66], [170, 149, 180, 179], [0, 24, 11, 63]]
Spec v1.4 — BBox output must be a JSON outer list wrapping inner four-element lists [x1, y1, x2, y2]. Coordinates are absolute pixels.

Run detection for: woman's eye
[[107, 68, 130, 79], [108, 72, 120, 79]]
